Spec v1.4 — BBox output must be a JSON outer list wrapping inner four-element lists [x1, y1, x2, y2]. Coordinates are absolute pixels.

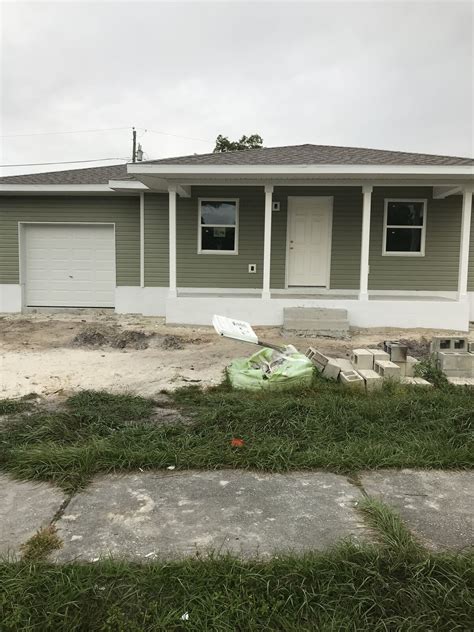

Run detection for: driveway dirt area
[[0, 311, 469, 398]]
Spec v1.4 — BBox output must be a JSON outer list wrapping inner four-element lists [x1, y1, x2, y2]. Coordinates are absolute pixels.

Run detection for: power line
[[1, 125, 212, 143], [1, 126, 130, 138], [143, 128, 210, 143], [0, 157, 129, 168]]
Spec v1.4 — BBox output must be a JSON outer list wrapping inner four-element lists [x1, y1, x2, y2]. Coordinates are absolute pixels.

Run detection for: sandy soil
[[1, 312, 471, 399]]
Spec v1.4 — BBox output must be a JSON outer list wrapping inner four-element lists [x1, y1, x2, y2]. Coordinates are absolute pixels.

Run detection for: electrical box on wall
[[248, 264, 257, 273], [272, 201, 280, 212]]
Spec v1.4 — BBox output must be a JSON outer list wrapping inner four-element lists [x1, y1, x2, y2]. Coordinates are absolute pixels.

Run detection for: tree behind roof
[[213, 134, 263, 153]]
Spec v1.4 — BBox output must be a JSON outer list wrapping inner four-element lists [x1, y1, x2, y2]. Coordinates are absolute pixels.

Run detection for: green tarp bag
[[227, 347, 314, 390]]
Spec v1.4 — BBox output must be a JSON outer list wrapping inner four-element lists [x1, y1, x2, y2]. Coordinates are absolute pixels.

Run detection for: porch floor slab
[[177, 292, 456, 302]]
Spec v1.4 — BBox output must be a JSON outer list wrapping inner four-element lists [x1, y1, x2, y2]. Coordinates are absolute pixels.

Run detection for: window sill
[[382, 252, 425, 257], [198, 250, 239, 255]]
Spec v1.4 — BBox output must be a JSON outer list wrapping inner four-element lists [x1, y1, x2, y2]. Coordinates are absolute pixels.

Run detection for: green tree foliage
[[213, 134, 263, 152]]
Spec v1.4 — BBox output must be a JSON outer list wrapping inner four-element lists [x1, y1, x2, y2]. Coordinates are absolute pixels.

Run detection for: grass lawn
[[0, 379, 472, 492], [1, 500, 472, 631]]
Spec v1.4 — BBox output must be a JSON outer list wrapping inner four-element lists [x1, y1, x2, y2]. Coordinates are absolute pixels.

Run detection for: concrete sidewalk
[[0, 470, 472, 560]]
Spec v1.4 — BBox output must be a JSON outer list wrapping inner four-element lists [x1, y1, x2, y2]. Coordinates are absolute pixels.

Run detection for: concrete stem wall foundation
[[165, 296, 471, 331], [2, 285, 473, 330]]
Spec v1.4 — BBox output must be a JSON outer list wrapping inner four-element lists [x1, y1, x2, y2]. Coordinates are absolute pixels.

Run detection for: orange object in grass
[[231, 438, 245, 448]]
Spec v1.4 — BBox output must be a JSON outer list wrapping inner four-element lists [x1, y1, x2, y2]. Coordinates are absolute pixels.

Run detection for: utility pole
[[132, 127, 137, 162]]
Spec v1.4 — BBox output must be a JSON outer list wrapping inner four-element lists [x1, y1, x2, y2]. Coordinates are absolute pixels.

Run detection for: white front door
[[24, 224, 115, 307], [287, 196, 332, 287]]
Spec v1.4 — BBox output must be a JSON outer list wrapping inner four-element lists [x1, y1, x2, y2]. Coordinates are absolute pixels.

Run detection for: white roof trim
[[108, 180, 148, 190], [128, 163, 474, 177], [0, 184, 115, 192]]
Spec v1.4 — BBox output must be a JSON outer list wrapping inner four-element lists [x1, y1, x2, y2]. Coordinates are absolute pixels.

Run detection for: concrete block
[[367, 349, 390, 364], [430, 336, 469, 353], [441, 369, 474, 379], [447, 377, 474, 387], [357, 369, 383, 391], [374, 360, 401, 380], [332, 358, 354, 372], [383, 341, 408, 363], [306, 348, 330, 371], [401, 377, 432, 387], [397, 355, 419, 378], [322, 359, 342, 380], [339, 370, 365, 389], [436, 351, 474, 377], [350, 348, 374, 370]]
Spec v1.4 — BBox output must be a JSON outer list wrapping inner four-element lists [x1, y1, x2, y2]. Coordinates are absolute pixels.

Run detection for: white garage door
[[24, 224, 115, 307]]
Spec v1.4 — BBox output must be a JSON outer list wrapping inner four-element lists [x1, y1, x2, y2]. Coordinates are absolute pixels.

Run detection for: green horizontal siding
[[170, 186, 363, 290], [176, 187, 265, 288], [468, 209, 474, 292], [3, 190, 470, 294], [144, 193, 169, 287], [0, 196, 140, 286], [148, 186, 468, 291], [368, 187, 462, 291]]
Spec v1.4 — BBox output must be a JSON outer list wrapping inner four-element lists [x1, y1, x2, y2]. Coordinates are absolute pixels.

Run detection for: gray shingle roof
[[0, 163, 131, 184], [1, 144, 472, 185], [145, 144, 474, 166]]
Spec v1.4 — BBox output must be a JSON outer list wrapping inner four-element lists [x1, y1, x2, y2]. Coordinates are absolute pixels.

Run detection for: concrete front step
[[284, 307, 348, 321], [284, 319, 350, 332], [283, 307, 350, 336]]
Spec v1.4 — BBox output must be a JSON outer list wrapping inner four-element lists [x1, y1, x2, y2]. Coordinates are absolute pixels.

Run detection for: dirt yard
[[0, 312, 471, 399]]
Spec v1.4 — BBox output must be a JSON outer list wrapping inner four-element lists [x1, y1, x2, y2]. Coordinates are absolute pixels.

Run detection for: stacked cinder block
[[306, 338, 438, 391], [374, 360, 401, 380], [430, 336, 474, 379], [381, 341, 420, 379], [339, 370, 365, 389], [357, 369, 383, 391]]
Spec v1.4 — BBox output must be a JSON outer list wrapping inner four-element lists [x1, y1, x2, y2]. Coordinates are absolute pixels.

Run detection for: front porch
[[166, 290, 469, 330], [157, 181, 473, 330]]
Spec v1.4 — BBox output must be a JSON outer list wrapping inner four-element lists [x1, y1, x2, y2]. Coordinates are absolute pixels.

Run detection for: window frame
[[197, 197, 239, 255], [382, 198, 427, 257]]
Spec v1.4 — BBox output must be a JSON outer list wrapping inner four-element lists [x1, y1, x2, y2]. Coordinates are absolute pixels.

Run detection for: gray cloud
[[1, 0, 472, 176]]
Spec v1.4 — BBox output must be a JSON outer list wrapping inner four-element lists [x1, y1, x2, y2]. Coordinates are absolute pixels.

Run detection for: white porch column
[[139, 192, 145, 287], [262, 184, 274, 299], [458, 185, 473, 301], [359, 185, 373, 300], [168, 185, 177, 297]]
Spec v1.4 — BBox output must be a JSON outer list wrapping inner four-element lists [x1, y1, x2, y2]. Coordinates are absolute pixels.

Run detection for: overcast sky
[[1, 0, 473, 176]]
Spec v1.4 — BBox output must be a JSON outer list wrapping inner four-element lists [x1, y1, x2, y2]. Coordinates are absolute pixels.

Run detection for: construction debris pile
[[227, 346, 314, 390], [307, 335, 474, 390], [306, 342, 431, 391]]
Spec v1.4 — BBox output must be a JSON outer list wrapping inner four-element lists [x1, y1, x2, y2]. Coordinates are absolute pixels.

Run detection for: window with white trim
[[383, 199, 426, 256], [198, 199, 239, 254]]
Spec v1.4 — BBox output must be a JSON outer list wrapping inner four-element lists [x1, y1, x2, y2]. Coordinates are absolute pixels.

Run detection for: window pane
[[386, 228, 422, 252], [387, 202, 424, 226], [201, 201, 236, 225], [201, 226, 235, 251]]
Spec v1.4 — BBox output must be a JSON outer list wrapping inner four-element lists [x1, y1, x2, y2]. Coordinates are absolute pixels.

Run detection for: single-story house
[[1, 144, 473, 330]]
